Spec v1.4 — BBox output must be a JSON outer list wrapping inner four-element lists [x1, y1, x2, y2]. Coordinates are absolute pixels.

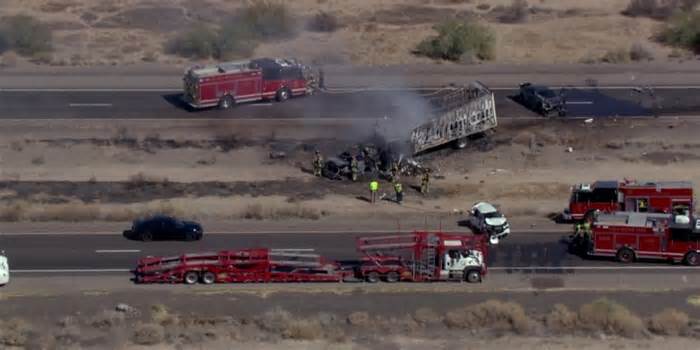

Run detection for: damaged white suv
[[468, 202, 511, 244], [0, 251, 8, 286]]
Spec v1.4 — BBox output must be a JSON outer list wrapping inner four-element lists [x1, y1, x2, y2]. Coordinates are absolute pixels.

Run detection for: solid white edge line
[[68, 103, 113, 107], [9, 266, 699, 273], [0, 229, 569, 235], [95, 249, 141, 253]]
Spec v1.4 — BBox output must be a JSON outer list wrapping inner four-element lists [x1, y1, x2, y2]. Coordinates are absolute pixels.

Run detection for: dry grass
[[648, 308, 690, 336], [0, 318, 32, 347], [347, 311, 371, 327], [242, 203, 322, 220], [578, 298, 647, 338], [444, 299, 533, 334], [132, 322, 165, 346], [544, 304, 579, 333]]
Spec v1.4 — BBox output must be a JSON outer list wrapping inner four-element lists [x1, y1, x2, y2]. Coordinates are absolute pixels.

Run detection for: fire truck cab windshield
[[571, 183, 618, 203]]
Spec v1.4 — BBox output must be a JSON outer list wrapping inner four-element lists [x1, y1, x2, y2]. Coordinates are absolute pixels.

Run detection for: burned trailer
[[410, 82, 497, 155]]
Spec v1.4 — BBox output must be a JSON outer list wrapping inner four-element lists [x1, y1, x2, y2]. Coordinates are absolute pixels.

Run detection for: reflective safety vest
[[394, 183, 403, 193], [370, 181, 379, 192]]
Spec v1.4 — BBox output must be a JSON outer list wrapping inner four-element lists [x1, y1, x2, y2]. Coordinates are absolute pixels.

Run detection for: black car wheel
[[140, 231, 153, 242]]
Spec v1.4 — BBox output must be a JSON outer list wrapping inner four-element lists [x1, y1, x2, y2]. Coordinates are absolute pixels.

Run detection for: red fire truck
[[562, 180, 694, 222], [133, 231, 489, 284], [570, 212, 700, 265], [182, 57, 315, 109]]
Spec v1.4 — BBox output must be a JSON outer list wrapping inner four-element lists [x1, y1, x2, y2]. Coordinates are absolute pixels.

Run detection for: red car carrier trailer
[[182, 57, 315, 109], [562, 180, 694, 222], [133, 231, 490, 284], [569, 211, 700, 265], [134, 248, 347, 284]]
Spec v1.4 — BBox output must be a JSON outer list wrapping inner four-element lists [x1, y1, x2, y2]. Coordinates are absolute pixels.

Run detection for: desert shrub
[[0, 319, 32, 347], [416, 20, 495, 61], [629, 43, 654, 61], [601, 48, 630, 63], [347, 311, 371, 327], [243, 204, 264, 220], [477, 4, 492, 11], [622, 0, 698, 20], [165, 25, 218, 59], [307, 11, 340, 32], [648, 308, 689, 335], [493, 0, 530, 23], [236, 0, 296, 40], [214, 21, 258, 60], [413, 308, 442, 324], [660, 11, 700, 53], [132, 323, 165, 346], [0, 15, 53, 56], [444, 300, 533, 334], [545, 304, 579, 333], [578, 298, 646, 337]]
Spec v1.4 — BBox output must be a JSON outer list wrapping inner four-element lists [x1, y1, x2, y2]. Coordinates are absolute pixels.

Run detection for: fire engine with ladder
[[132, 231, 489, 284], [569, 211, 700, 265], [182, 57, 316, 109], [562, 180, 694, 222]]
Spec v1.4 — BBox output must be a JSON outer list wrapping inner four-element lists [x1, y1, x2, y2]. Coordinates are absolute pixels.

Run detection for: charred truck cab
[[183, 57, 315, 109]]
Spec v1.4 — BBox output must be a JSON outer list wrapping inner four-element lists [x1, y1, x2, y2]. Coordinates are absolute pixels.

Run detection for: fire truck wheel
[[140, 231, 153, 242], [183, 271, 199, 285], [365, 271, 380, 283], [465, 269, 481, 283], [616, 248, 635, 263], [385, 271, 400, 283], [201, 271, 216, 284], [276, 88, 290, 102], [218, 95, 234, 110], [684, 251, 700, 266]]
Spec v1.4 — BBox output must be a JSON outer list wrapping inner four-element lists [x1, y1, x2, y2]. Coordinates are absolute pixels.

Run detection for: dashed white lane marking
[[68, 103, 113, 107], [95, 249, 141, 253], [250, 103, 273, 107], [565, 101, 594, 105]]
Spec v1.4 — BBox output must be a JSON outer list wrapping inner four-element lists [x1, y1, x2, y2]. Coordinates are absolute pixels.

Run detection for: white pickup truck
[[0, 251, 9, 286]]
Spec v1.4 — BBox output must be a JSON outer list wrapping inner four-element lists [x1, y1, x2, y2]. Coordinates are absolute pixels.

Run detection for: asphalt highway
[[2, 231, 694, 272], [0, 87, 698, 120]]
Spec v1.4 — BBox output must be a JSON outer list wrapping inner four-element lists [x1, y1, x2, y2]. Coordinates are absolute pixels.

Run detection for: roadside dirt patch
[[641, 151, 700, 165], [369, 5, 473, 25], [94, 6, 191, 32]]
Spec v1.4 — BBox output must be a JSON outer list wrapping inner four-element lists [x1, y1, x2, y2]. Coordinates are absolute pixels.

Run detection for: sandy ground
[[0, 0, 692, 67], [1, 117, 700, 224]]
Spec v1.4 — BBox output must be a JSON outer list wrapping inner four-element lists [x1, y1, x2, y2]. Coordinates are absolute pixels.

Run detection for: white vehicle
[[0, 251, 9, 286], [468, 202, 511, 244]]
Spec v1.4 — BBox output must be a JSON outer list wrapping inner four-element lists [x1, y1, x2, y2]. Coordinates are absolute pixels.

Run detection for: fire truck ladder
[[420, 234, 439, 278]]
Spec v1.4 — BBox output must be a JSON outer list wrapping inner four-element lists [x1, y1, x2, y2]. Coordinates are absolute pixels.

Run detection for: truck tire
[[276, 88, 290, 102], [218, 95, 234, 110], [465, 269, 481, 283], [201, 271, 216, 284], [140, 231, 153, 242], [365, 271, 380, 283], [183, 271, 199, 285], [616, 248, 635, 263], [684, 251, 700, 266], [385, 271, 400, 283]]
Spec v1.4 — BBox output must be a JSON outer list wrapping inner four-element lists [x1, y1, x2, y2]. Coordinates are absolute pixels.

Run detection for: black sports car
[[123, 215, 203, 241]]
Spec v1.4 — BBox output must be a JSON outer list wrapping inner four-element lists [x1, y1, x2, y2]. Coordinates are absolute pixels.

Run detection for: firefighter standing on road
[[420, 169, 431, 195], [313, 151, 323, 177], [369, 179, 379, 204], [350, 155, 359, 182], [394, 181, 403, 205], [318, 68, 325, 90], [391, 161, 400, 182]]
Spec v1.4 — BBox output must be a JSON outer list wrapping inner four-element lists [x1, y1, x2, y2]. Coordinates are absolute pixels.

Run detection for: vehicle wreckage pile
[[316, 82, 498, 181]]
